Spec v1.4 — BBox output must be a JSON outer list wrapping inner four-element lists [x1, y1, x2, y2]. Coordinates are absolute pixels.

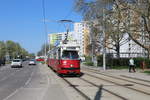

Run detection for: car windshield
[[30, 59, 35, 61], [13, 60, 21, 62], [62, 50, 79, 60]]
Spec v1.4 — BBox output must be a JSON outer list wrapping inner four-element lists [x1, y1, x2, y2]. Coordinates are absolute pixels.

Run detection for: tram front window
[[62, 50, 79, 60]]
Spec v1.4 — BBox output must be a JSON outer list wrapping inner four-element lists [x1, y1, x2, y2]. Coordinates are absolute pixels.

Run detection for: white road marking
[[2, 89, 19, 100], [25, 69, 34, 86], [1, 64, 35, 100]]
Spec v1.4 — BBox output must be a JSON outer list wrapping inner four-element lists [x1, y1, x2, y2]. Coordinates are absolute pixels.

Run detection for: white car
[[11, 59, 22, 68], [29, 59, 36, 65], [80, 56, 85, 62]]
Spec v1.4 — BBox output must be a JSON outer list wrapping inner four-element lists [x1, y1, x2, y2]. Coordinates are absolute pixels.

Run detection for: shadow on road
[[94, 85, 103, 100], [60, 72, 84, 78]]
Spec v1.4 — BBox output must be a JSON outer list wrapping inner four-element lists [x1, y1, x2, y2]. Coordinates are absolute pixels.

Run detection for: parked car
[[0, 58, 6, 66], [11, 59, 22, 68], [29, 59, 36, 65], [80, 56, 85, 62]]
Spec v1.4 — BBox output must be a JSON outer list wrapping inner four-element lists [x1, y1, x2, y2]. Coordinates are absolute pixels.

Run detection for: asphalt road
[[0, 62, 69, 100]]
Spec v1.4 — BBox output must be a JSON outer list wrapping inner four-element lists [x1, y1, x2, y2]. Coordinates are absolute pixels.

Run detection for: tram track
[[60, 69, 150, 99], [51, 65, 150, 99], [62, 77, 91, 100], [79, 77, 128, 100], [82, 68, 150, 96], [83, 68, 150, 87], [62, 76, 128, 100], [120, 75, 150, 83]]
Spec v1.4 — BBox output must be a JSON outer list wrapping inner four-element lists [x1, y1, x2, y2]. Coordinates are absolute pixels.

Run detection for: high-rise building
[[48, 22, 90, 56], [48, 31, 75, 46], [48, 33, 62, 46], [106, 33, 147, 58], [74, 22, 90, 56]]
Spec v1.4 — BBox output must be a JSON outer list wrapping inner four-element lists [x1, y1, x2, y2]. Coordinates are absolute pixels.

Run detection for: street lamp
[[102, 8, 106, 71], [42, 0, 48, 59]]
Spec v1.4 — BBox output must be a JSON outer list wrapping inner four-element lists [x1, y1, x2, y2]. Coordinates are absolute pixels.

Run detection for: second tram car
[[47, 42, 80, 75]]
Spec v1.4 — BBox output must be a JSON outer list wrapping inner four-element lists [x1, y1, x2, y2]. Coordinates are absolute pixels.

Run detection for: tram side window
[[62, 50, 79, 60], [54, 52, 57, 59], [48, 54, 50, 59], [57, 49, 61, 59], [50, 54, 52, 59]]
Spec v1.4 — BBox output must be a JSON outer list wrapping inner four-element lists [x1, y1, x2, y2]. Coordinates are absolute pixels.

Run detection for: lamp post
[[42, 0, 48, 60], [102, 8, 106, 71]]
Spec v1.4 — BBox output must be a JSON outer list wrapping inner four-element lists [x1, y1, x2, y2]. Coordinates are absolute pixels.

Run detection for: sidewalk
[[81, 63, 150, 82], [42, 64, 85, 100]]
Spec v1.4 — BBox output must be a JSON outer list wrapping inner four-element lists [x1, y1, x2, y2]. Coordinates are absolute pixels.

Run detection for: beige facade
[[74, 22, 90, 56], [83, 27, 90, 56]]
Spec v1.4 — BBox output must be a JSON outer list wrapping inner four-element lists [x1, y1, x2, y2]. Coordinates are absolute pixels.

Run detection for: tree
[[74, 0, 128, 58], [75, 0, 150, 59], [0, 41, 6, 59], [125, 0, 150, 58], [37, 43, 53, 56], [104, 1, 129, 58], [5, 40, 29, 59], [6, 40, 16, 59], [74, 0, 103, 59], [28, 53, 35, 59]]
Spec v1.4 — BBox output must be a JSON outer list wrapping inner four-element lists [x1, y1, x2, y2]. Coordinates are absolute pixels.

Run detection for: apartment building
[[48, 31, 76, 46], [74, 22, 90, 56]]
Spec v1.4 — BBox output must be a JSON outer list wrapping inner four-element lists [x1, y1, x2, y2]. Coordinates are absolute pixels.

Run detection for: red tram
[[47, 42, 80, 75]]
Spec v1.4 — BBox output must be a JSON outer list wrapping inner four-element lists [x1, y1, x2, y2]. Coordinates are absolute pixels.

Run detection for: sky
[[0, 0, 82, 53]]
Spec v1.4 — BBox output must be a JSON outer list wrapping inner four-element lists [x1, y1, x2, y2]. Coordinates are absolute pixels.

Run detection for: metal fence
[[107, 52, 148, 58]]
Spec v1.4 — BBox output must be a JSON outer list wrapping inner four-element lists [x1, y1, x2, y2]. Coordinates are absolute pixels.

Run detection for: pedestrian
[[129, 58, 136, 72]]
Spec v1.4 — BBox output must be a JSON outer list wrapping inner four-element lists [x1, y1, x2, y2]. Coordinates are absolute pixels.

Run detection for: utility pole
[[128, 7, 131, 58], [102, 8, 106, 71], [42, 0, 48, 59]]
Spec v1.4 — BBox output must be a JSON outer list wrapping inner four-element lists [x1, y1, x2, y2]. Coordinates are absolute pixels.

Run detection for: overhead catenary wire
[[60, 5, 75, 33], [63, 8, 74, 20], [41, 1, 75, 51]]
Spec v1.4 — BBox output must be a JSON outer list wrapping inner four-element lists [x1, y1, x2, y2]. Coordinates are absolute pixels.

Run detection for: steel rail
[[62, 77, 91, 100], [83, 68, 150, 87], [79, 77, 128, 100], [120, 75, 150, 83], [84, 71, 150, 96]]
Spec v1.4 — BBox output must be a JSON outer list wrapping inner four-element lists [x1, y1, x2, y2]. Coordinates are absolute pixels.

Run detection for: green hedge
[[97, 55, 150, 69], [84, 55, 150, 69], [97, 57, 129, 67], [143, 71, 150, 75], [84, 61, 94, 66], [134, 57, 150, 68], [84, 56, 93, 66], [85, 56, 92, 62]]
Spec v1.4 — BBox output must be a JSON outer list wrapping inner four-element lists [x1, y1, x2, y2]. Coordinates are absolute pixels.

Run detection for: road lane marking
[[2, 89, 19, 100], [1, 64, 34, 100], [25, 69, 35, 86]]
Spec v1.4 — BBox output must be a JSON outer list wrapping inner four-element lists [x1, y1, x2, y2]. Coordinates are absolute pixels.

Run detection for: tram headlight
[[70, 64, 74, 67], [63, 61, 67, 65]]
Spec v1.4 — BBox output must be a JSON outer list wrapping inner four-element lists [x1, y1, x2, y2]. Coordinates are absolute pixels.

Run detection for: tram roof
[[48, 42, 80, 53]]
